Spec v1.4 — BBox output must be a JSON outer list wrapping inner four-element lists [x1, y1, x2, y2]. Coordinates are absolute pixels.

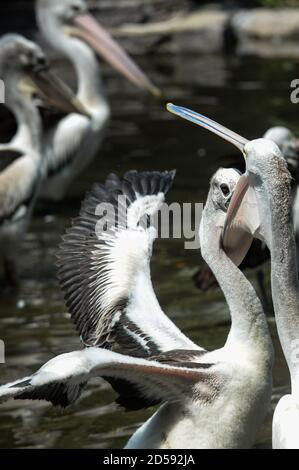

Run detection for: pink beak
[[69, 14, 161, 98]]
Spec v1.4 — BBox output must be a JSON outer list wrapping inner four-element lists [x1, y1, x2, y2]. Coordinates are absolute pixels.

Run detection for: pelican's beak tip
[[166, 102, 176, 113], [152, 87, 162, 98]]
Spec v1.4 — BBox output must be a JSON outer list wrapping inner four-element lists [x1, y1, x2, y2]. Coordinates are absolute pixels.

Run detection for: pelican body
[[36, 0, 159, 200], [228, 139, 299, 449], [166, 103, 299, 448], [238, 141, 299, 450], [0, 168, 272, 448]]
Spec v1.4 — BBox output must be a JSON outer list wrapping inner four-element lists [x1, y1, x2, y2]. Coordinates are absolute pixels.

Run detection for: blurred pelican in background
[[0, 34, 86, 287], [36, 0, 160, 201]]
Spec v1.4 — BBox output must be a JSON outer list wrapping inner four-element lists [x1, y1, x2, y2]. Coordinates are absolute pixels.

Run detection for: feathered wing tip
[[0, 348, 216, 410], [56, 170, 177, 352], [0, 374, 85, 408], [123, 170, 176, 197]]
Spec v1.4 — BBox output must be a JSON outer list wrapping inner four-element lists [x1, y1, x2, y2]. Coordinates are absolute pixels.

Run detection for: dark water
[[0, 50, 296, 448]]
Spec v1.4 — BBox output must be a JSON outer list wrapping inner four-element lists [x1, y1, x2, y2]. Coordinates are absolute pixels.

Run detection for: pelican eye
[[37, 56, 46, 65], [72, 4, 82, 14], [36, 56, 47, 67], [220, 183, 230, 197]]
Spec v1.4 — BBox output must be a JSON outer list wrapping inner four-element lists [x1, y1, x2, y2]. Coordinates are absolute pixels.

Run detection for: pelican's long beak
[[166, 103, 262, 265], [20, 65, 90, 116], [66, 14, 161, 98], [166, 103, 249, 152]]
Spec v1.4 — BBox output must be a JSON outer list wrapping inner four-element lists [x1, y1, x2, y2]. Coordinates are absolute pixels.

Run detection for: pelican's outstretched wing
[[57, 171, 200, 358], [0, 348, 218, 408]]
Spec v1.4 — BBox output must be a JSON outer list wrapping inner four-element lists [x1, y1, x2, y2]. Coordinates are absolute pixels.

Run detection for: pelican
[[0, 34, 87, 286], [35, 0, 160, 201], [0, 168, 272, 448], [166, 104, 299, 448]]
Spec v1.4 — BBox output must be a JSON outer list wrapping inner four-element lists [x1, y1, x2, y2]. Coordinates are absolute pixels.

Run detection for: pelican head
[[0, 33, 88, 115], [167, 103, 292, 263], [0, 34, 47, 83], [37, 0, 88, 23], [36, 0, 160, 96], [200, 168, 241, 262], [209, 168, 240, 212]]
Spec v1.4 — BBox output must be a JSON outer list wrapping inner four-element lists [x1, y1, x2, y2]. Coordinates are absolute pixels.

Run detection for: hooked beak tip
[[151, 87, 162, 98], [166, 103, 180, 116]]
